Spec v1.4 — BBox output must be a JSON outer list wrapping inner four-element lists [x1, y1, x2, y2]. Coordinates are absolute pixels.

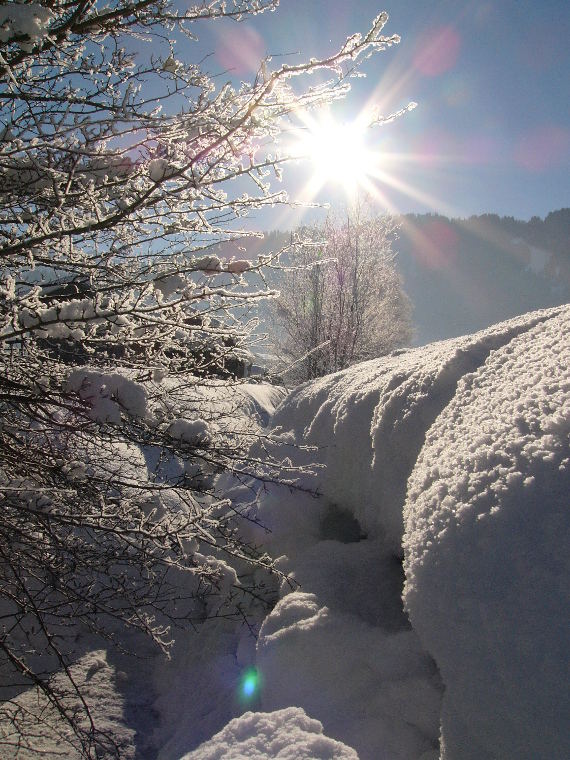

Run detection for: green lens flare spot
[[240, 668, 259, 700]]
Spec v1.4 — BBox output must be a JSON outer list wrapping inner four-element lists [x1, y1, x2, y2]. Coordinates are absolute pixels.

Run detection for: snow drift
[[181, 708, 358, 760], [7, 307, 567, 759], [403, 308, 569, 759], [221, 304, 569, 760]]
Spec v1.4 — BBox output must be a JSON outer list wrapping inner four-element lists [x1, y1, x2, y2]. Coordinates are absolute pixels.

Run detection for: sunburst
[[292, 111, 375, 196]]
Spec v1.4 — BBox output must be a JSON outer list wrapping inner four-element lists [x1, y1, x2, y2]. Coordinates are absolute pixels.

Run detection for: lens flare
[[240, 668, 259, 700], [216, 26, 265, 75], [413, 26, 461, 77]]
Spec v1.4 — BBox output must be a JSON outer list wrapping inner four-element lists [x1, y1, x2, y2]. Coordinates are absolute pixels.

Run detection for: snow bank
[[246, 305, 568, 760], [181, 707, 358, 760], [263, 307, 562, 556], [257, 590, 440, 760], [403, 307, 570, 759], [0, 650, 137, 760]]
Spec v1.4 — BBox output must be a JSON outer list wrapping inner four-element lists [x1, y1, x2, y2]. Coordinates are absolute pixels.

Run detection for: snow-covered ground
[[2, 306, 568, 759], [0, 380, 286, 760], [199, 304, 568, 760]]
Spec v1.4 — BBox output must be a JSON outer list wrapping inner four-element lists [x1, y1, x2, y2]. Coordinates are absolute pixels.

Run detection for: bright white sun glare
[[294, 112, 375, 194], [282, 102, 453, 223]]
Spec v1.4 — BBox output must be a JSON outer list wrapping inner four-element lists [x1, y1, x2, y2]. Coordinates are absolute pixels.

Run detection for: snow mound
[[265, 307, 563, 556], [167, 417, 212, 445], [248, 305, 568, 759], [257, 592, 441, 760], [180, 707, 358, 760], [0, 650, 136, 759], [403, 307, 570, 759], [66, 369, 147, 423]]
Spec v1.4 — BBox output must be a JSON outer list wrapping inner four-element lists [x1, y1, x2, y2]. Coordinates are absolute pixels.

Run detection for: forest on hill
[[236, 209, 570, 352], [396, 209, 570, 344]]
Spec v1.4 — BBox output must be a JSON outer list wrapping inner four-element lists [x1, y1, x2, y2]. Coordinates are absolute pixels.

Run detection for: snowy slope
[[215, 304, 569, 760], [5, 310, 568, 759]]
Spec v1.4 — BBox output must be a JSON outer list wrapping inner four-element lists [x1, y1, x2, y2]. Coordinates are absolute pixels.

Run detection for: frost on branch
[[0, 1, 409, 755]]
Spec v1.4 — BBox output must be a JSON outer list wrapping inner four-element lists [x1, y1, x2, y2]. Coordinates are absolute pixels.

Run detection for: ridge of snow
[[403, 307, 570, 759], [181, 707, 359, 760], [266, 305, 565, 555], [246, 304, 568, 760]]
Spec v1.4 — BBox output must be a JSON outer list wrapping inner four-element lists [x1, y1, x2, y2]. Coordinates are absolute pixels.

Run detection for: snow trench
[[236, 305, 569, 760]]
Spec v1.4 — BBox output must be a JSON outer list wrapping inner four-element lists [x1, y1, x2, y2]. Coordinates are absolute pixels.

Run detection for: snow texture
[[194, 256, 222, 273], [66, 369, 148, 423], [246, 305, 568, 760], [167, 417, 212, 445], [180, 708, 358, 760], [17, 298, 133, 340], [403, 307, 570, 759], [226, 260, 251, 274], [0, 378, 286, 759], [148, 158, 171, 182], [0, 3, 53, 49]]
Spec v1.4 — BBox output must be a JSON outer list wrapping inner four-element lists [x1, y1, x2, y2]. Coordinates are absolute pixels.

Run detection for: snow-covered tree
[[0, 1, 407, 754], [272, 204, 413, 382]]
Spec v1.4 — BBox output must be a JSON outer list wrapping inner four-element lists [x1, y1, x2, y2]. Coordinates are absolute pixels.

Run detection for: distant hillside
[[396, 209, 570, 344], [213, 210, 570, 352]]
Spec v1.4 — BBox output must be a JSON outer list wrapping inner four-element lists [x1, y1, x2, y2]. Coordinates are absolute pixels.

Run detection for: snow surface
[[0, 649, 141, 759], [180, 708, 358, 760], [226, 260, 251, 275], [227, 304, 568, 760], [0, 3, 53, 49], [66, 369, 148, 423], [403, 308, 570, 759], [5, 306, 568, 759], [167, 417, 212, 445], [149, 158, 171, 182]]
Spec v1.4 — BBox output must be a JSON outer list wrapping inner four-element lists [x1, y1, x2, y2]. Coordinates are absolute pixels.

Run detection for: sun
[[294, 112, 375, 193], [281, 102, 450, 220]]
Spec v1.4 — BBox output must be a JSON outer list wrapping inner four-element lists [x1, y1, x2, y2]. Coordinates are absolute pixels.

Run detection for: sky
[[189, 0, 569, 225]]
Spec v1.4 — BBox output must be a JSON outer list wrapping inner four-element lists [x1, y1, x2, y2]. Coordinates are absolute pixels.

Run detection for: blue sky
[[191, 1, 569, 223]]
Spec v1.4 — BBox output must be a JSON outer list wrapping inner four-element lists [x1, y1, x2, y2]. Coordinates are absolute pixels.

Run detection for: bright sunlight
[[289, 105, 427, 213], [294, 112, 376, 194]]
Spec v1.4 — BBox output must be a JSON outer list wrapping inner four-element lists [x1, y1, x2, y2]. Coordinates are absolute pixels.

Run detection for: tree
[[0, 1, 408, 755], [272, 204, 413, 382]]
